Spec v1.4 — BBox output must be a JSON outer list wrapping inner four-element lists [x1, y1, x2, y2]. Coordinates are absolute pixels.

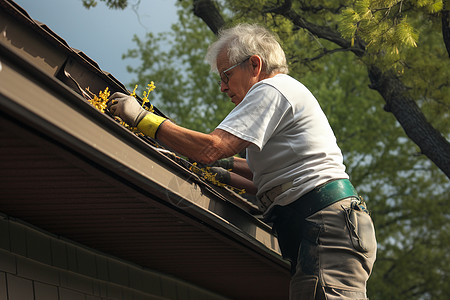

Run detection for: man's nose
[[220, 81, 228, 93]]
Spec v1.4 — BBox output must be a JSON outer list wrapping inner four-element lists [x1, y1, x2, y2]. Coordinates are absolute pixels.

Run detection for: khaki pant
[[273, 198, 377, 300]]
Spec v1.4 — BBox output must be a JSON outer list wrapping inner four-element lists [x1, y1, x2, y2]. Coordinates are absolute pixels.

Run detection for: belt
[[289, 178, 359, 218], [262, 178, 359, 217]]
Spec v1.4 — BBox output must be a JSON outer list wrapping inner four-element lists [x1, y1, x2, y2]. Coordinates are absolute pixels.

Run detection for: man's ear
[[249, 55, 263, 76]]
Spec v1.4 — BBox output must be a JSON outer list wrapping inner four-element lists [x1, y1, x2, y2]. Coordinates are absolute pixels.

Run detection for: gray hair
[[205, 24, 289, 75]]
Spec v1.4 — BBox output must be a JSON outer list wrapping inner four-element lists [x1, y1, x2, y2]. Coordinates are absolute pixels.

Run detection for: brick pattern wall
[[0, 214, 228, 300]]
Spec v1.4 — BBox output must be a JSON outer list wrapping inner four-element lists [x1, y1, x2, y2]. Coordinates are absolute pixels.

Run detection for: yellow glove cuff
[[137, 113, 167, 139]]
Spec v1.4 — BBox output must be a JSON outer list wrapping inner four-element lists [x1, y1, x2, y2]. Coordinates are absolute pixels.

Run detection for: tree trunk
[[368, 66, 450, 177]]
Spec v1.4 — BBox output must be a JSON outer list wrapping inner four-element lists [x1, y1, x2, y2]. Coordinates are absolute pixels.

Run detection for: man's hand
[[209, 167, 231, 184], [107, 92, 167, 138], [213, 157, 234, 170], [190, 157, 234, 170], [210, 166, 257, 195], [107, 92, 149, 127]]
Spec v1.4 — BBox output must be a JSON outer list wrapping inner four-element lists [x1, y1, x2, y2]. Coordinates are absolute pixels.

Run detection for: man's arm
[[231, 157, 253, 181], [157, 122, 257, 193], [107, 92, 251, 164], [156, 120, 250, 164], [229, 172, 257, 195]]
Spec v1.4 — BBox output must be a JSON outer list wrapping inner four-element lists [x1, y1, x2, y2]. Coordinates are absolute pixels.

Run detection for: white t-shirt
[[217, 74, 348, 212]]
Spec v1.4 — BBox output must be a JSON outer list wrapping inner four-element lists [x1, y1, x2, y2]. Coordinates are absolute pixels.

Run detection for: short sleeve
[[217, 83, 291, 151]]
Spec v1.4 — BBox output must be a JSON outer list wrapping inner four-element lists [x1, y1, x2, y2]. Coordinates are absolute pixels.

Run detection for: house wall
[[0, 214, 228, 300]]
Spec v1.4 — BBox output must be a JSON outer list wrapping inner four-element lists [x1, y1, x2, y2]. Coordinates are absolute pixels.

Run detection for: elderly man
[[108, 23, 377, 300]]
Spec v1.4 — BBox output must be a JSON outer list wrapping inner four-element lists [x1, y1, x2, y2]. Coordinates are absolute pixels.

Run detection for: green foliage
[[338, 0, 444, 70]]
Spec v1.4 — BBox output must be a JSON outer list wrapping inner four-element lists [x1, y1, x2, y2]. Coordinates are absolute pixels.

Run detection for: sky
[[13, 0, 178, 85]]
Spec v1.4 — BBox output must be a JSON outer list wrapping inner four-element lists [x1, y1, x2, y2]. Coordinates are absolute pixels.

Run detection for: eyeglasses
[[219, 56, 251, 86]]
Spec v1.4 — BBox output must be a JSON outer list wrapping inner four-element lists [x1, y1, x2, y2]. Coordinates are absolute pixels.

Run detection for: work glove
[[213, 157, 234, 171], [107, 92, 166, 138], [209, 167, 231, 185], [189, 157, 234, 171]]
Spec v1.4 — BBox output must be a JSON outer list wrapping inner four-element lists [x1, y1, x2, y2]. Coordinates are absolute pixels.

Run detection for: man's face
[[216, 50, 257, 106]]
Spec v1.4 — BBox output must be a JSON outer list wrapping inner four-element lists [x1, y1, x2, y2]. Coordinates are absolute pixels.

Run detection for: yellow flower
[[141, 81, 156, 112], [130, 85, 138, 97], [87, 87, 110, 113]]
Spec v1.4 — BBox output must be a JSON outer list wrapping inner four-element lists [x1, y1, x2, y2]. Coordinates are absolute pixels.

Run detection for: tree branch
[[278, 9, 366, 57], [368, 65, 450, 178], [263, 0, 292, 14], [192, 0, 225, 35], [442, 8, 450, 57], [300, 47, 362, 63]]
